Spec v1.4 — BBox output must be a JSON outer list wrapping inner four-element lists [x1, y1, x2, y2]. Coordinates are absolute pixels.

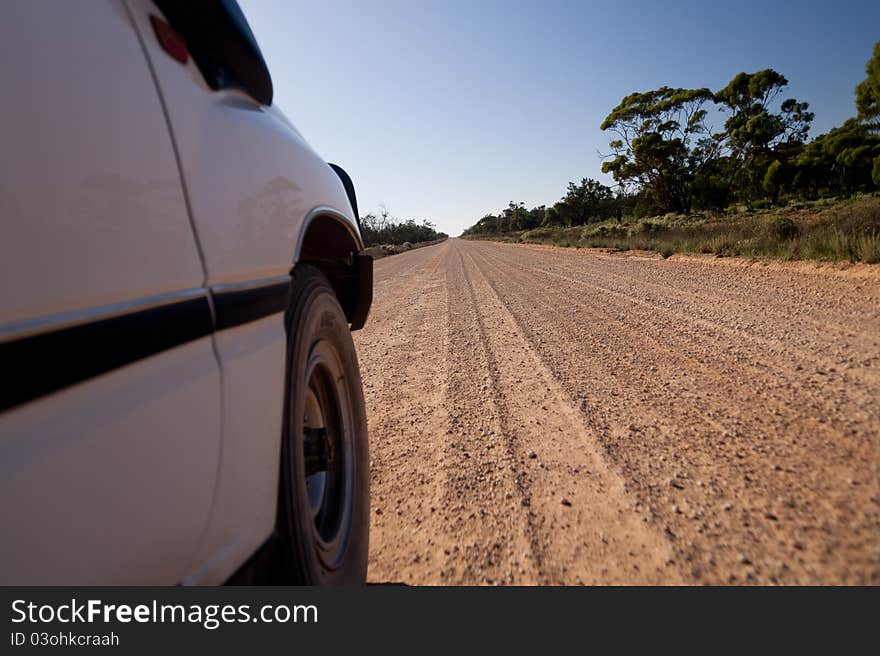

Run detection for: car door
[[0, 0, 220, 584], [123, 0, 337, 583]]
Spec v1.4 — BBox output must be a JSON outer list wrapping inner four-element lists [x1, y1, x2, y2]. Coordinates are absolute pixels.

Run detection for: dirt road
[[353, 238, 880, 584]]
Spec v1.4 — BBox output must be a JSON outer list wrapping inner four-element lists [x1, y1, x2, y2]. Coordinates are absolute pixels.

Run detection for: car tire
[[275, 263, 370, 585]]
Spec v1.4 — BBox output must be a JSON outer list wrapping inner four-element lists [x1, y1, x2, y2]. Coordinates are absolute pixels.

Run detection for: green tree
[[794, 119, 880, 196], [526, 205, 547, 230], [762, 159, 784, 203], [600, 87, 717, 214], [715, 69, 813, 201], [541, 205, 561, 227], [501, 201, 529, 231], [555, 178, 614, 225], [689, 156, 733, 210], [466, 213, 501, 234], [360, 208, 446, 245], [856, 41, 880, 129]]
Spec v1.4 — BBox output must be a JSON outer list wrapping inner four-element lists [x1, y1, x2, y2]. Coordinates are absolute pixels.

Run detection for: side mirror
[[153, 0, 273, 105]]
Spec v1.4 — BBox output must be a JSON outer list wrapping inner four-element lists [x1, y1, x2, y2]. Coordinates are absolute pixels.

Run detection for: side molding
[[0, 293, 213, 413], [0, 276, 296, 414], [211, 276, 291, 331]]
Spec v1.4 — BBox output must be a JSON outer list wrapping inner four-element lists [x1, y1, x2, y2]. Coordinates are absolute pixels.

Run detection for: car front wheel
[[277, 263, 369, 585]]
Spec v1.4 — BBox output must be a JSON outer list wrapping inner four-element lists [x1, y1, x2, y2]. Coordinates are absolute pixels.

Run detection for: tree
[[856, 41, 880, 130], [715, 69, 813, 201], [465, 213, 501, 235], [501, 201, 530, 231], [794, 119, 880, 196], [360, 208, 446, 245], [526, 205, 547, 230], [541, 205, 561, 227], [689, 155, 733, 210], [600, 86, 717, 214], [555, 178, 614, 225], [762, 159, 786, 204]]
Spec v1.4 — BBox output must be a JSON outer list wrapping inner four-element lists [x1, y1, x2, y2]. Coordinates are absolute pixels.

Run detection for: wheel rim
[[300, 339, 354, 570]]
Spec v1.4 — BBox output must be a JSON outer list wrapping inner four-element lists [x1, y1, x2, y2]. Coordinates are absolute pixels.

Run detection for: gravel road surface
[[354, 238, 880, 584]]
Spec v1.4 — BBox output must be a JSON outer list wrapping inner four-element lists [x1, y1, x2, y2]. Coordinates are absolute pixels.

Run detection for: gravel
[[355, 238, 880, 585]]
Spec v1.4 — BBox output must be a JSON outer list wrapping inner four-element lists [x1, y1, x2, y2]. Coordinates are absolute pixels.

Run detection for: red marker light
[[150, 15, 188, 65]]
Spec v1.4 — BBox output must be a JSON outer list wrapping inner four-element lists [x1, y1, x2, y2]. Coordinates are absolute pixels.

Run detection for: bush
[[856, 230, 880, 263], [769, 216, 801, 240], [635, 220, 665, 234], [360, 212, 446, 246], [463, 196, 880, 264]]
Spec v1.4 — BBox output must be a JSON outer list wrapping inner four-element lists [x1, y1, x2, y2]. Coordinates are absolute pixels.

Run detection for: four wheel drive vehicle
[[0, 0, 373, 585]]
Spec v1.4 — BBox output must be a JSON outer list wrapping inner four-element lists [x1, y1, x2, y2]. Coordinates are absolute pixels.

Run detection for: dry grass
[[466, 195, 880, 264]]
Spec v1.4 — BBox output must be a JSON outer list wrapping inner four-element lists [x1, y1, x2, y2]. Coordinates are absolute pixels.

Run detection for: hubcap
[[300, 340, 354, 569]]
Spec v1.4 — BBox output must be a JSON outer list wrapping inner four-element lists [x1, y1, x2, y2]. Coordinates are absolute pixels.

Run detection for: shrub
[[769, 216, 801, 240], [856, 230, 880, 263], [472, 196, 880, 264], [635, 220, 665, 234]]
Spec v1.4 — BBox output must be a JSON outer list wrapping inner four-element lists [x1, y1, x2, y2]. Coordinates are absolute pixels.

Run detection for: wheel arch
[[294, 207, 372, 330]]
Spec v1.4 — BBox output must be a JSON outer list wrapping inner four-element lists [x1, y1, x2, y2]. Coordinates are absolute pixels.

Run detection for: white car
[[0, 0, 372, 585]]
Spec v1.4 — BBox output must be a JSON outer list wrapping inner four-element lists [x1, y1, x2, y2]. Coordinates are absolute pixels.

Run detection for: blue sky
[[239, 0, 880, 236]]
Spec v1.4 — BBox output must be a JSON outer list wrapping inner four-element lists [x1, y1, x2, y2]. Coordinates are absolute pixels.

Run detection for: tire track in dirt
[[357, 238, 880, 584], [530, 255, 880, 394], [461, 239, 879, 583], [511, 242, 880, 335], [470, 241, 878, 477], [472, 244, 879, 429], [481, 245, 880, 391], [471, 240, 879, 465], [354, 245, 450, 584], [457, 246, 680, 584], [433, 246, 541, 584]]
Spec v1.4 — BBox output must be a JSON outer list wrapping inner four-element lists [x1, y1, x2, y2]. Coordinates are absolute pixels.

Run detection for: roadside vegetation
[[470, 195, 880, 263], [360, 208, 447, 259], [463, 42, 880, 264]]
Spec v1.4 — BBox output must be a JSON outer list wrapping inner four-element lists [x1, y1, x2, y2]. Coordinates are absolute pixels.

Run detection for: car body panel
[[0, 337, 221, 585], [0, 0, 206, 327], [125, 0, 361, 287], [183, 315, 287, 585], [126, 0, 362, 582], [0, 0, 222, 584], [0, 0, 365, 585]]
